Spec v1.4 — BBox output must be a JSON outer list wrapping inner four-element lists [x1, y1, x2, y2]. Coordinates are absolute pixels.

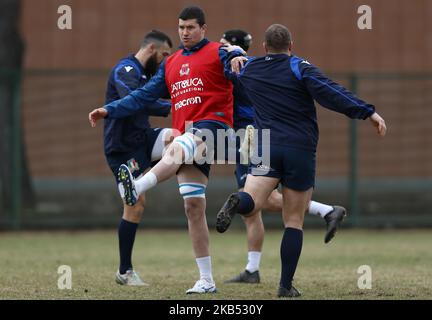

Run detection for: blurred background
[[1, 0, 431, 229]]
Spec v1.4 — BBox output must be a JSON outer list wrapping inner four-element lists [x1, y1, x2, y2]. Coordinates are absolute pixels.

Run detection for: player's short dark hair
[[178, 6, 206, 26], [265, 24, 292, 53], [141, 30, 173, 49], [222, 29, 252, 52]]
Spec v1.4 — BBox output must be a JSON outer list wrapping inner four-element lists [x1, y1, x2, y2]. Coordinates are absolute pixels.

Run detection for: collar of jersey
[[265, 53, 291, 60], [179, 38, 209, 56]]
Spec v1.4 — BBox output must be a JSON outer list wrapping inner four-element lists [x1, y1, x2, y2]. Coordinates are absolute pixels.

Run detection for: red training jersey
[[164, 42, 234, 133]]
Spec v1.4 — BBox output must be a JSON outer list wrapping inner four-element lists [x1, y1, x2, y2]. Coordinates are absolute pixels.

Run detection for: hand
[[369, 112, 387, 137], [231, 56, 248, 74], [88, 107, 108, 127]]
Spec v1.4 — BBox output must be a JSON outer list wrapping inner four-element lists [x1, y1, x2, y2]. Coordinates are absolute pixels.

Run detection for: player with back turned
[[217, 24, 386, 297], [220, 29, 347, 284]]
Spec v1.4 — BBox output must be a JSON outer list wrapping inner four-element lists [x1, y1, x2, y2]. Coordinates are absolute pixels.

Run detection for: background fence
[[1, 68, 431, 229]]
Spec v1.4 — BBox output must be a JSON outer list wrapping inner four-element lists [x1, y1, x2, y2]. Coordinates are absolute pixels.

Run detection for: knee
[[179, 183, 206, 221], [123, 197, 145, 222], [283, 215, 304, 229], [184, 197, 205, 221], [164, 129, 175, 145], [172, 134, 200, 163], [242, 210, 263, 226]]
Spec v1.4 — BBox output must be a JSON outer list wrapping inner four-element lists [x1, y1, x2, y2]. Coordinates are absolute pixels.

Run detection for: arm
[[299, 61, 374, 119], [219, 45, 247, 82], [106, 61, 169, 118], [89, 61, 169, 127], [115, 63, 170, 116], [298, 59, 386, 136], [147, 99, 171, 117]]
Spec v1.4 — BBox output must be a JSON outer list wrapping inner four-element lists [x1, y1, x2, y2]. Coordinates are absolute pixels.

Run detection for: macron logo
[[125, 66, 133, 72], [301, 60, 311, 65]]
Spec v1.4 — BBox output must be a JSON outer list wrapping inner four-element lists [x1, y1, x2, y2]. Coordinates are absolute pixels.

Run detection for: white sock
[[308, 201, 334, 218], [196, 256, 213, 283], [245, 251, 261, 273], [135, 172, 157, 195]]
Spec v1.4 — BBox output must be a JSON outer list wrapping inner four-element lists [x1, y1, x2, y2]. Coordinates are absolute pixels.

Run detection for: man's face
[[155, 41, 172, 64], [178, 19, 206, 49], [146, 41, 171, 75]]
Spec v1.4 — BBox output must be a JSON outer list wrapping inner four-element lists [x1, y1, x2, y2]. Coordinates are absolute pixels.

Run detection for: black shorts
[[105, 128, 164, 184], [249, 144, 316, 191]]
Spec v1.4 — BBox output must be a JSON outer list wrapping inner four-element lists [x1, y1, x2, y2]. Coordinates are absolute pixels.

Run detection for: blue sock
[[237, 192, 255, 215], [118, 219, 138, 274], [280, 227, 303, 289]]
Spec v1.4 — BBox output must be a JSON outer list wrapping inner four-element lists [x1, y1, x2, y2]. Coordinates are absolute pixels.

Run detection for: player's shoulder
[[291, 55, 310, 63], [290, 55, 314, 68], [113, 55, 141, 77], [289, 55, 315, 80], [210, 41, 230, 55], [209, 41, 223, 48]]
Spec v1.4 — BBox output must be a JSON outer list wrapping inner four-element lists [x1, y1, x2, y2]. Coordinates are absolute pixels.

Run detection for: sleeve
[[298, 59, 375, 120], [104, 61, 170, 119], [219, 46, 246, 83], [146, 99, 171, 117], [114, 64, 141, 97]]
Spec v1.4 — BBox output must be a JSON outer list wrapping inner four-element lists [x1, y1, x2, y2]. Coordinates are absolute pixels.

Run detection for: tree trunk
[[0, 0, 35, 220]]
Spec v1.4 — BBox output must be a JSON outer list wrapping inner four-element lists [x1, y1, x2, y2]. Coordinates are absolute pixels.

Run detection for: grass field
[[0, 229, 431, 300]]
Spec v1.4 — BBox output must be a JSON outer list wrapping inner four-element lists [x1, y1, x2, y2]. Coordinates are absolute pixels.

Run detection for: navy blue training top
[[104, 54, 171, 155], [225, 54, 375, 151]]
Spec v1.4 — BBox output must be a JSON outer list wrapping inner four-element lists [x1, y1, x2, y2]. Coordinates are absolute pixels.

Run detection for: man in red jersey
[[89, 6, 244, 294]]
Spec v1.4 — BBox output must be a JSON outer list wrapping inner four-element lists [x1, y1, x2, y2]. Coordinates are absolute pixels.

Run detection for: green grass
[[0, 229, 431, 300]]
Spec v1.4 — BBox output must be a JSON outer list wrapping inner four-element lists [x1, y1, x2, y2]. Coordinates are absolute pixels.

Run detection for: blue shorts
[[105, 128, 164, 184], [184, 120, 231, 178], [233, 117, 255, 189], [235, 163, 249, 189], [249, 144, 316, 191]]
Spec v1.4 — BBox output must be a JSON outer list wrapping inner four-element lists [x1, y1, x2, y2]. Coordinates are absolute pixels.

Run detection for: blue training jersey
[[225, 54, 375, 151], [233, 82, 254, 130], [104, 54, 171, 155]]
